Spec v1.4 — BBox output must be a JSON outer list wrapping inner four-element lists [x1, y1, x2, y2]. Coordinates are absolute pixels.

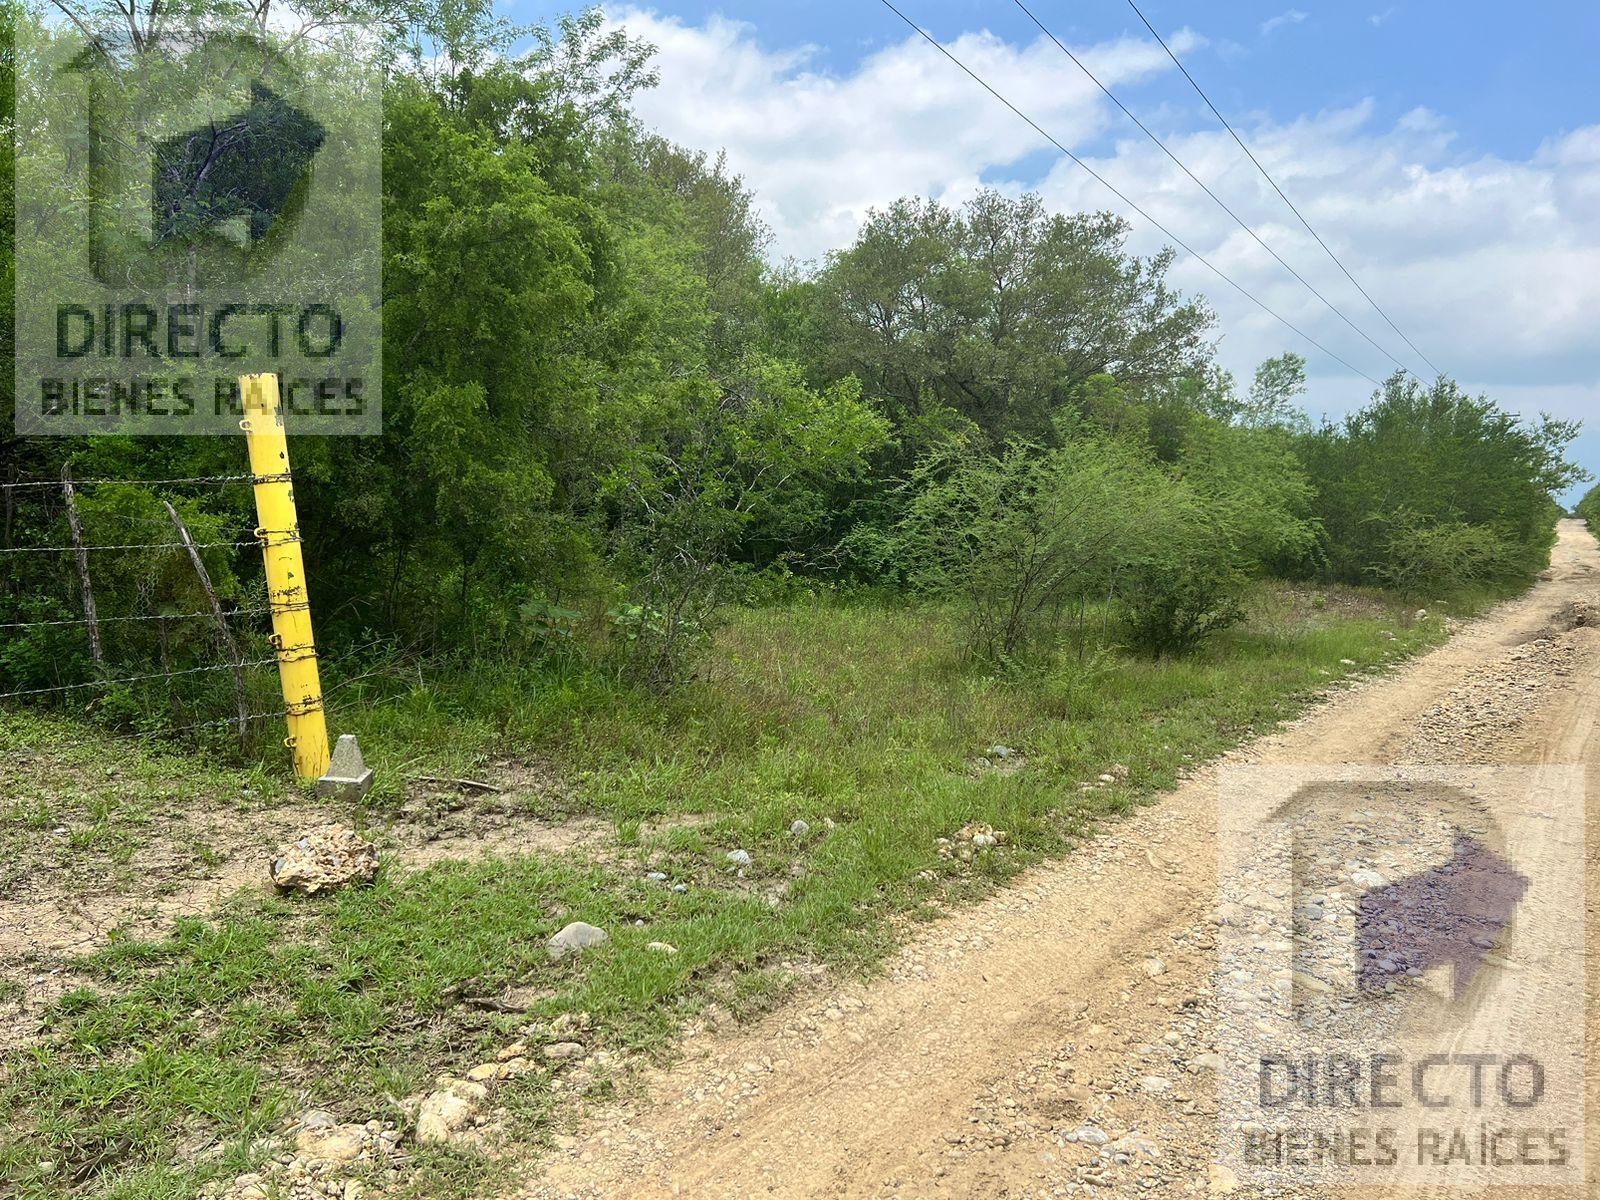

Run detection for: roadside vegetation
[[0, 2, 1590, 1198], [1578, 482, 1600, 535], [3, 584, 1447, 1199], [1, 3, 1585, 710]]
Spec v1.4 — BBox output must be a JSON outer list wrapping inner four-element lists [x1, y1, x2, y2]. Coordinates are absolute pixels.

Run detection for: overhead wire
[[873, 0, 1384, 386], [1012, 0, 1420, 379], [1123, 0, 1444, 377]]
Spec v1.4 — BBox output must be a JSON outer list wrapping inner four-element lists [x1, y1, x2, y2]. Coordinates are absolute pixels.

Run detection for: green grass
[[0, 583, 1447, 1199]]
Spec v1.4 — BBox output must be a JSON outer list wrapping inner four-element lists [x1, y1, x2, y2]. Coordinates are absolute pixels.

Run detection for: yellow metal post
[[240, 373, 331, 781]]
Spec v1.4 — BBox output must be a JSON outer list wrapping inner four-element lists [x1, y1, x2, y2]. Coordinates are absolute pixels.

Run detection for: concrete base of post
[[316, 733, 375, 801]]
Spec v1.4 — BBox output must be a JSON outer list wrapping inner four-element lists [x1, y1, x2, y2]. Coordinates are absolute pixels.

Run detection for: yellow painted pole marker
[[240, 373, 331, 781]]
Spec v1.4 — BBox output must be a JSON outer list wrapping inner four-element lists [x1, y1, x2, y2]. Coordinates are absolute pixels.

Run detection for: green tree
[[1299, 375, 1585, 590], [1578, 483, 1600, 534], [1241, 352, 1310, 431], [813, 192, 1214, 452]]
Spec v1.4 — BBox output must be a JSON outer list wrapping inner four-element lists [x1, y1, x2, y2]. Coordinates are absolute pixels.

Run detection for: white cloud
[[1032, 109, 1600, 428], [1369, 8, 1399, 28], [615, 8, 1203, 263], [609, 8, 1600, 484], [1260, 10, 1309, 36]]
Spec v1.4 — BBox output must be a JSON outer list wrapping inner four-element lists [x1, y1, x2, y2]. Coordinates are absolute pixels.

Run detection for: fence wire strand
[[1, 470, 324, 755], [0, 607, 277, 631], [0, 533, 300, 555], [0, 474, 259, 491], [0, 658, 280, 700], [0, 709, 288, 756]]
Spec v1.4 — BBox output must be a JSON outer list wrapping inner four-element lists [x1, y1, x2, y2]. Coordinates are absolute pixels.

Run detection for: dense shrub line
[[0, 3, 1587, 711], [1578, 484, 1600, 535]]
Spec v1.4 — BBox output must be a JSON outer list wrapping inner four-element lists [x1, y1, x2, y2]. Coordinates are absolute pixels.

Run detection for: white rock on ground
[[293, 1113, 366, 1164], [547, 921, 608, 959], [203, 1109, 406, 1200], [416, 1080, 488, 1145]]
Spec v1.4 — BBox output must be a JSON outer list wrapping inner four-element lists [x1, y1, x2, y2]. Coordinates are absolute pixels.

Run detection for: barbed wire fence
[[0, 469, 318, 761]]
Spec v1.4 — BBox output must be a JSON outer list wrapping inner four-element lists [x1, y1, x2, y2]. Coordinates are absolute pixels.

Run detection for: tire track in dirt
[[520, 521, 1600, 1200]]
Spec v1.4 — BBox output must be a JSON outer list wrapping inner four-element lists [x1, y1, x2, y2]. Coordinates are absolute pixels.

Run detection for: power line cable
[[1012, 0, 1419, 378], [874, 0, 1383, 386], [1123, 0, 1444, 377]]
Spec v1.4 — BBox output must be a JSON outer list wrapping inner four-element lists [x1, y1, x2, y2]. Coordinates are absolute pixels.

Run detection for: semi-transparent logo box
[[14, 12, 382, 435], [1216, 765, 1586, 1194]]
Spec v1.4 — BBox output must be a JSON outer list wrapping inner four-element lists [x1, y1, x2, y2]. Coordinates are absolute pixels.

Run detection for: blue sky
[[506, 3, 1600, 498], [506, 1, 1598, 163]]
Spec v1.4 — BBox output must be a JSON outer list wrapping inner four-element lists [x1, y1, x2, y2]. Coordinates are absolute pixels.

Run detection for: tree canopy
[[0, 0, 1585, 704]]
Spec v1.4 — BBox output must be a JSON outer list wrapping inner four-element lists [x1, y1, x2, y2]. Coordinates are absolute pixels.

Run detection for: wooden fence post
[[60, 466, 104, 669], [164, 500, 251, 745]]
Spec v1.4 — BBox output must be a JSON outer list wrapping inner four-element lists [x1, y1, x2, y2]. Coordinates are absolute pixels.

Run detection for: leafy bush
[[1121, 501, 1249, 656], [895, 439, 1167, 662], [895, 411, 1321, 663], [1121, 557, 1246, 656], [603, 356, 889, 687], [1179, 420, 1321, 577], [1298, 376, 1583, 592], [1362, 511, 1513, 595], [1578, 484, 1600, 535]]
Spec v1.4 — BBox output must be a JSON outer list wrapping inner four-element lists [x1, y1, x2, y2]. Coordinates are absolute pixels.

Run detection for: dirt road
[[524, 520, 1600, 1200]]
